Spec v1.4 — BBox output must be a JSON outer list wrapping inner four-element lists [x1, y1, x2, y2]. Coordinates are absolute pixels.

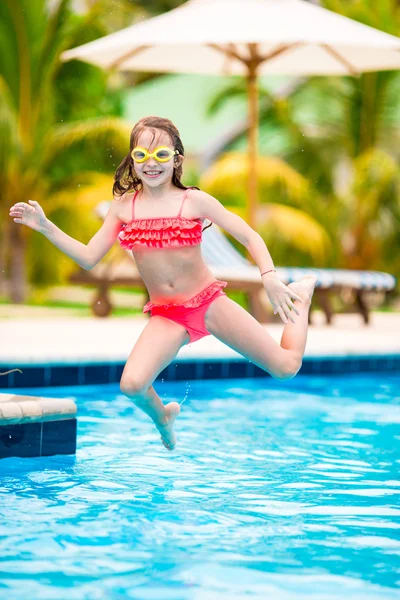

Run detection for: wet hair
[[113, 116, 211, 231]]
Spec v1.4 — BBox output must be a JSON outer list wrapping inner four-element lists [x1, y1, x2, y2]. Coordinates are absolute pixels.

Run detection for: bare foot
[[155, 402, 180, 451], [287, 274, 318, 305]]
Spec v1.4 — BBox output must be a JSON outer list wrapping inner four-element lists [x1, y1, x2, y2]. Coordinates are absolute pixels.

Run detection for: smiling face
[[132, 128, 184, 188]]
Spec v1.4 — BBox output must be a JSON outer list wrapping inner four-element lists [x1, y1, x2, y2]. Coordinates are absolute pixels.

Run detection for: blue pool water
[[1, 373, 399, 599]]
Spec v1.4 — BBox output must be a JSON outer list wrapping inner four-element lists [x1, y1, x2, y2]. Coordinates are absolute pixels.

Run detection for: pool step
[[0, 394, 77, 459]]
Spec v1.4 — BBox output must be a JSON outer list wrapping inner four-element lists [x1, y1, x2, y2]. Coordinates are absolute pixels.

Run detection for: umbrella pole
[[246, 63, 259, 255]]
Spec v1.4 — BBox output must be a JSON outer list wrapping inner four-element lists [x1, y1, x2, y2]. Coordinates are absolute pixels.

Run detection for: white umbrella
[[62, 0, 400, 226]]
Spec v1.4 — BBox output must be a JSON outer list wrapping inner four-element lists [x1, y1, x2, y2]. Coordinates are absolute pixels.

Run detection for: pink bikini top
[[118, 187, 204, 250]]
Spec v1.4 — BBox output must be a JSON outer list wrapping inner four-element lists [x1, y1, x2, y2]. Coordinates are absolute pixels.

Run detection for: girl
[[9, 116, 317, 451]]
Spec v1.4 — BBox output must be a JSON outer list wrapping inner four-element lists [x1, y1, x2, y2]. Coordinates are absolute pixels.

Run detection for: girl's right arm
[[9, 198, 123, 270]]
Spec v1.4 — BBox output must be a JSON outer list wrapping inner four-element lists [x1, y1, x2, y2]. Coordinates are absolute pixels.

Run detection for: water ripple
[[0, 373, 399, 599]]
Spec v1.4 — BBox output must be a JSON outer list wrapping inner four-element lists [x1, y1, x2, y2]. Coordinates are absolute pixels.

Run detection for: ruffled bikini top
[[118, 187, 204, 250]]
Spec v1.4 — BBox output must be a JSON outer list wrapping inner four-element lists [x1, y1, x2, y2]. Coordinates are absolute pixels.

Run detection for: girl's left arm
[[192, 190, 303, 323]]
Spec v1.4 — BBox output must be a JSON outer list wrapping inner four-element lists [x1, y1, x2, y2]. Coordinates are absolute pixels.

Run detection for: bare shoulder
[[112, 189, 135, 220], [185, 188, 254, 246], [113, 189, 135, 205], [186, 188, 216, 219]]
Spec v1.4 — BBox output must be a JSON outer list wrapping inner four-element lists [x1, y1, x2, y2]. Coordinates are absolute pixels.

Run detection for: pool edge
[[0, 354, 399, 388]]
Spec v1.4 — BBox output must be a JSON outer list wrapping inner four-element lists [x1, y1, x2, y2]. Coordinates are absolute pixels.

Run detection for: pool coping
[[1, 353, 399, 389], [1, 311, 399, 388]]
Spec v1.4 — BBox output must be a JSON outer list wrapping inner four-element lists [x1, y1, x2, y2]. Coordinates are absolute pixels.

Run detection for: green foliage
[[204, 0, 400, 281], [55, 61, 123, 123], [200, 152, 333, 266], [0, 0, 130, 297], [2, 0, 399, 301]]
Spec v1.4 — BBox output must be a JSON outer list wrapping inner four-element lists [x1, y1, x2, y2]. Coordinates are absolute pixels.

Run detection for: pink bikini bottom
[[143, 279, 228, 344]]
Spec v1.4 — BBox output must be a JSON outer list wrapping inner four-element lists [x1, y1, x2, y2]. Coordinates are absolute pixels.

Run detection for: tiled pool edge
[[0, 394, 78, 459], [0, 419, 77, 459], [0, 354, 399, 389]]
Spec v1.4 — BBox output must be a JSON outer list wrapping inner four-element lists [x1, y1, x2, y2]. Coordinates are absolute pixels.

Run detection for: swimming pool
[[1, 373, 399, 599]]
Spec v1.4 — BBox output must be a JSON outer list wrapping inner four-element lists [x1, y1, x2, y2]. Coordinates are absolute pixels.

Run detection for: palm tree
[[0, 0, 130, 302]]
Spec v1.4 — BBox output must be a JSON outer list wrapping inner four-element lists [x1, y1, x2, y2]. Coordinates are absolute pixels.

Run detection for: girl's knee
[[120, 375, 148, 397]]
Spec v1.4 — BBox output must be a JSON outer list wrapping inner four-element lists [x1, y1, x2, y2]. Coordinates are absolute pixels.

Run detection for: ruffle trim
[[121, 217, 202, 231], [143, 280, 228, 313], [118, 233, 201, 249], [118, 219, 203, 249]]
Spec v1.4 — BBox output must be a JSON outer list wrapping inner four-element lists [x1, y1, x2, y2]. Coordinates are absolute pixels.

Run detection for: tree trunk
[[9, 225, 27, 303]]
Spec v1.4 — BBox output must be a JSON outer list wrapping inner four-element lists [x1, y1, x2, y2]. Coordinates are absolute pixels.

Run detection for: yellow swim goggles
[[131, 146, 179, 163]]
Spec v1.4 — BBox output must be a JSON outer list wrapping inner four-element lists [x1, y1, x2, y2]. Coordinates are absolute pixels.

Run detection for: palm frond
[[0, 75, 19, 148], [33, 0, 72, 124], [257, 203, 332, 263], [200, 151, 310, 207], [45, 172, 114, 212], [0, 1, 20, 98], [28, 172, 116, 288], [41, 117, 131, 170], [205, 79, 248, 117], [322, 0, 400, 35], [351, 148, 400, 219], [0, 75, 20, 197]]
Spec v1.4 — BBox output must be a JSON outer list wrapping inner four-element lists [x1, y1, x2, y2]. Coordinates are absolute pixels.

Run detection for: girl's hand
[[9, 200, 48, 232], [263, 276, 303, 324]]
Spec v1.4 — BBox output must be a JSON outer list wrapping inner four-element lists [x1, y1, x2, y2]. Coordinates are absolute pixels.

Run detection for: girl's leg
[[120, 315, 190, 450], [205, 275, 317, 379], [279, 275, 317, 358]]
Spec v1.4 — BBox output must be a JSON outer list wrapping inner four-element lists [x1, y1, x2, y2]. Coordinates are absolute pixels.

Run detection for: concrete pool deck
[[1, 310, 399, 365]]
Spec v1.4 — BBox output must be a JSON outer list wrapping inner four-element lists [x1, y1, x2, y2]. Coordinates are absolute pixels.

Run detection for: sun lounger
[[69, 201, 397, 324]]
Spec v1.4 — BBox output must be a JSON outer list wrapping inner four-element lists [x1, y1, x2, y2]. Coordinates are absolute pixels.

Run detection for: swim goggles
[[131, 146, 179, 163]]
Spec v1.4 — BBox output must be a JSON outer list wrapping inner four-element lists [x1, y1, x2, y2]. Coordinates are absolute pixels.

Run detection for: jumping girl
[[9, 116, 317, 451]]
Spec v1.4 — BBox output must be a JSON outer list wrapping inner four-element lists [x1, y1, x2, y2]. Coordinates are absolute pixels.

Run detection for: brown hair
[[113, 116, 212, 231]]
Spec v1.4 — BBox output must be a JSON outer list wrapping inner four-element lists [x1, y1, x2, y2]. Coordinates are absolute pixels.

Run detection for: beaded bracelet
[[260, 269, 276, 277]]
